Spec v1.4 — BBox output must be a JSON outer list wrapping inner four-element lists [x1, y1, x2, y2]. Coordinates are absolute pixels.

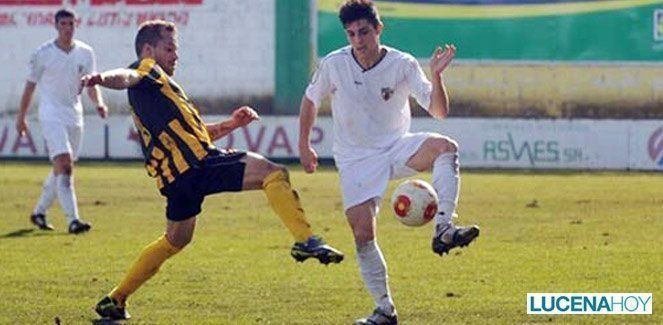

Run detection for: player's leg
[[108, 218, 192, 303], [52, 153, 87, 232], [347, 199, 397, 325], [404, 134, 479, 255], [30, 168, 56, 230], [337, 156, 397, 324], [97, 170, 204, 320], [48, 124, 90, 233], [405, 134, 459, 223], [29, 121, 64, 230], [240, 151, 344, 263], [241, 151, 313, 241], [96, 219, 191, 320]]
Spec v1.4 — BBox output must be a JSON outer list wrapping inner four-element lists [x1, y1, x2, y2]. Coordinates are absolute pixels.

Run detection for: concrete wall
[[0, 0, 275, 115], [443, 62, 663, 118]]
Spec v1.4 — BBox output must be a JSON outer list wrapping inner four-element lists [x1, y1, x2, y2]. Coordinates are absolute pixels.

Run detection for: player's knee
[[432, 136, 458, 154], [275, 163, 288, 177], [166, 232, 192, 249], [348, 220, 374, 244], [265, 162, 289, 182], [60, 165, 73, 175], [53, 156, 73, 175], [54, 165, 73, 175]]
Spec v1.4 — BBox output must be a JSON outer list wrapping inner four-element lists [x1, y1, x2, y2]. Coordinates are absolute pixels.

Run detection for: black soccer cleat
[[95, 296, 131, 320], [355, 307, 398, 325], [30, 213, 54, 231], [290, 235, 344, 265], [432, 224, 480, 256], [68, 219, 92, 234]]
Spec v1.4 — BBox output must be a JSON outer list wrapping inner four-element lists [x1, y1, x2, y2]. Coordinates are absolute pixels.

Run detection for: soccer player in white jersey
[[298, 1, 480, 323], [15, 8, 107, 234]]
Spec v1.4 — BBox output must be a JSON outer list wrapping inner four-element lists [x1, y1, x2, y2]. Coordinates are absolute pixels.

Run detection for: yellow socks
[[108, 170, 313, 305], [263, 170, 314, 242], [110, 235, 180, 304]]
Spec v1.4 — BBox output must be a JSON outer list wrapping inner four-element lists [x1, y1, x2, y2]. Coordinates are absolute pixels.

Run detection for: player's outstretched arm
[[80, 69, 142, 91], [16, 81, 36, 137], [206, 106, 259, 141], [428, 44, 456, 120], [298, 96, 318, 173]]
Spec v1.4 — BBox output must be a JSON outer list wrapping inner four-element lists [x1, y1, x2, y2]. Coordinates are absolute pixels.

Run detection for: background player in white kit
[[298, 1, 480, 323], [15, 8, 107, 234]]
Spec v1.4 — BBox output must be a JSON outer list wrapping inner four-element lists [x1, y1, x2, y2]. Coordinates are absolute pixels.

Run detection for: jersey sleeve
[[405, 56, 432, 111], [86, 48, 97, 75], [128, 58, 162, 90], [27, 50, 44, 83], [304, 58, 332, 108]]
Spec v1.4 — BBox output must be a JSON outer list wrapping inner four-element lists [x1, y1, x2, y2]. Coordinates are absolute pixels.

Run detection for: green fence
[[318, 0, 663, 61]]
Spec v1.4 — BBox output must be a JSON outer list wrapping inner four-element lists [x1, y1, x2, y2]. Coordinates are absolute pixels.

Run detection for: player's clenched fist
[[299, 145, 318, 174], [230, 106, 260, 128]]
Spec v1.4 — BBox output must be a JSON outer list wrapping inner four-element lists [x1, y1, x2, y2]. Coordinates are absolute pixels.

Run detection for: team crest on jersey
[[381, 87, 394, 101], [78, 64, 85, 75]]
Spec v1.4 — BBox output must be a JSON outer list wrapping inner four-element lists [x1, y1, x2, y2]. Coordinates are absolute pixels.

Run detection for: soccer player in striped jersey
[[81, 20, 343, 321]]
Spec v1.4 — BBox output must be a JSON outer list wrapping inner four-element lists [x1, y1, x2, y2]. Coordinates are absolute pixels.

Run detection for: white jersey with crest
[[305, 45, 432, 163], [27, 39, 96, 126]]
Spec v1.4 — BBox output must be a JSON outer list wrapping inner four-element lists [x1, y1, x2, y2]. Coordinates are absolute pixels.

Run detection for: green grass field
[[0, 162, 660, 324]]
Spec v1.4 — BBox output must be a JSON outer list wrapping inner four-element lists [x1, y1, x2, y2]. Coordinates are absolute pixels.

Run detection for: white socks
[[33, 171, 57, 216], [432, 152, 460, 226], [56, 173, 79, 224], [356, 240, 394, 314]]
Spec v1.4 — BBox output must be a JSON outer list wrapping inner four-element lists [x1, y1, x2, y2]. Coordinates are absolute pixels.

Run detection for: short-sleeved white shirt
[[28, 39, 96, 126], [305, 46, 432, 163]]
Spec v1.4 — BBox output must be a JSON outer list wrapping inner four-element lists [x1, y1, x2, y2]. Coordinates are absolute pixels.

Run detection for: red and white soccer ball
[[391, 179, 438, 227]]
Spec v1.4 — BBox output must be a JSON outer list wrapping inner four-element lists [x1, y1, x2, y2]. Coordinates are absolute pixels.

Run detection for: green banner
[[318, 0, 663, 61]]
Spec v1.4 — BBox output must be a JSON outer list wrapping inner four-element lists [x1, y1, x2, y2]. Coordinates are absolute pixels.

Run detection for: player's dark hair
[[135, 20, 177, 57], [54, 8, 76, 24], [339, 0, 381, 28]]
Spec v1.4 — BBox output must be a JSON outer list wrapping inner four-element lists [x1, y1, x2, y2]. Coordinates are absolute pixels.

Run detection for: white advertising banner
[[0, 115, 105, 159], [628, 121, 663, 170], [107, 115, 142, 159], [1, 116, 662, 171], [411, 119, 631, 169], [106, 115, 334, 159]]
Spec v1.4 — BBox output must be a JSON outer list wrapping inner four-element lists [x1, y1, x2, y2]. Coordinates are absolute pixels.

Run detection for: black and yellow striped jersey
[[127, 58, 215, 189]]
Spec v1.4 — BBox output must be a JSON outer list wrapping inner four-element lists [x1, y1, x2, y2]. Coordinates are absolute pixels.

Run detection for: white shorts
[[40, 121, 83, 161], [336, 132, 437, 211]]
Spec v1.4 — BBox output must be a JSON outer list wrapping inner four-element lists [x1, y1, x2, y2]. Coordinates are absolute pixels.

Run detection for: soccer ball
[[390, 179, 438, 227]]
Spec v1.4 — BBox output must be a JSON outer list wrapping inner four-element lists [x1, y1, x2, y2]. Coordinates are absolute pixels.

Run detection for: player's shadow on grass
[[91, 319, 125, 325], [0, 228, 67, 239]]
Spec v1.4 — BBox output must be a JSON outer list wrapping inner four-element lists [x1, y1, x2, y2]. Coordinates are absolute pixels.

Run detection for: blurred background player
[[81, 20, 344, 320], [298, 1, 480, 323], [15, 8, 108, 234]]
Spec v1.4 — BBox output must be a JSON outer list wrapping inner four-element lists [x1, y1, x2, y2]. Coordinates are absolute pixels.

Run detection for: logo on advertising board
[[648, 126, 663, 167], [655, 9, 663, 41]]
